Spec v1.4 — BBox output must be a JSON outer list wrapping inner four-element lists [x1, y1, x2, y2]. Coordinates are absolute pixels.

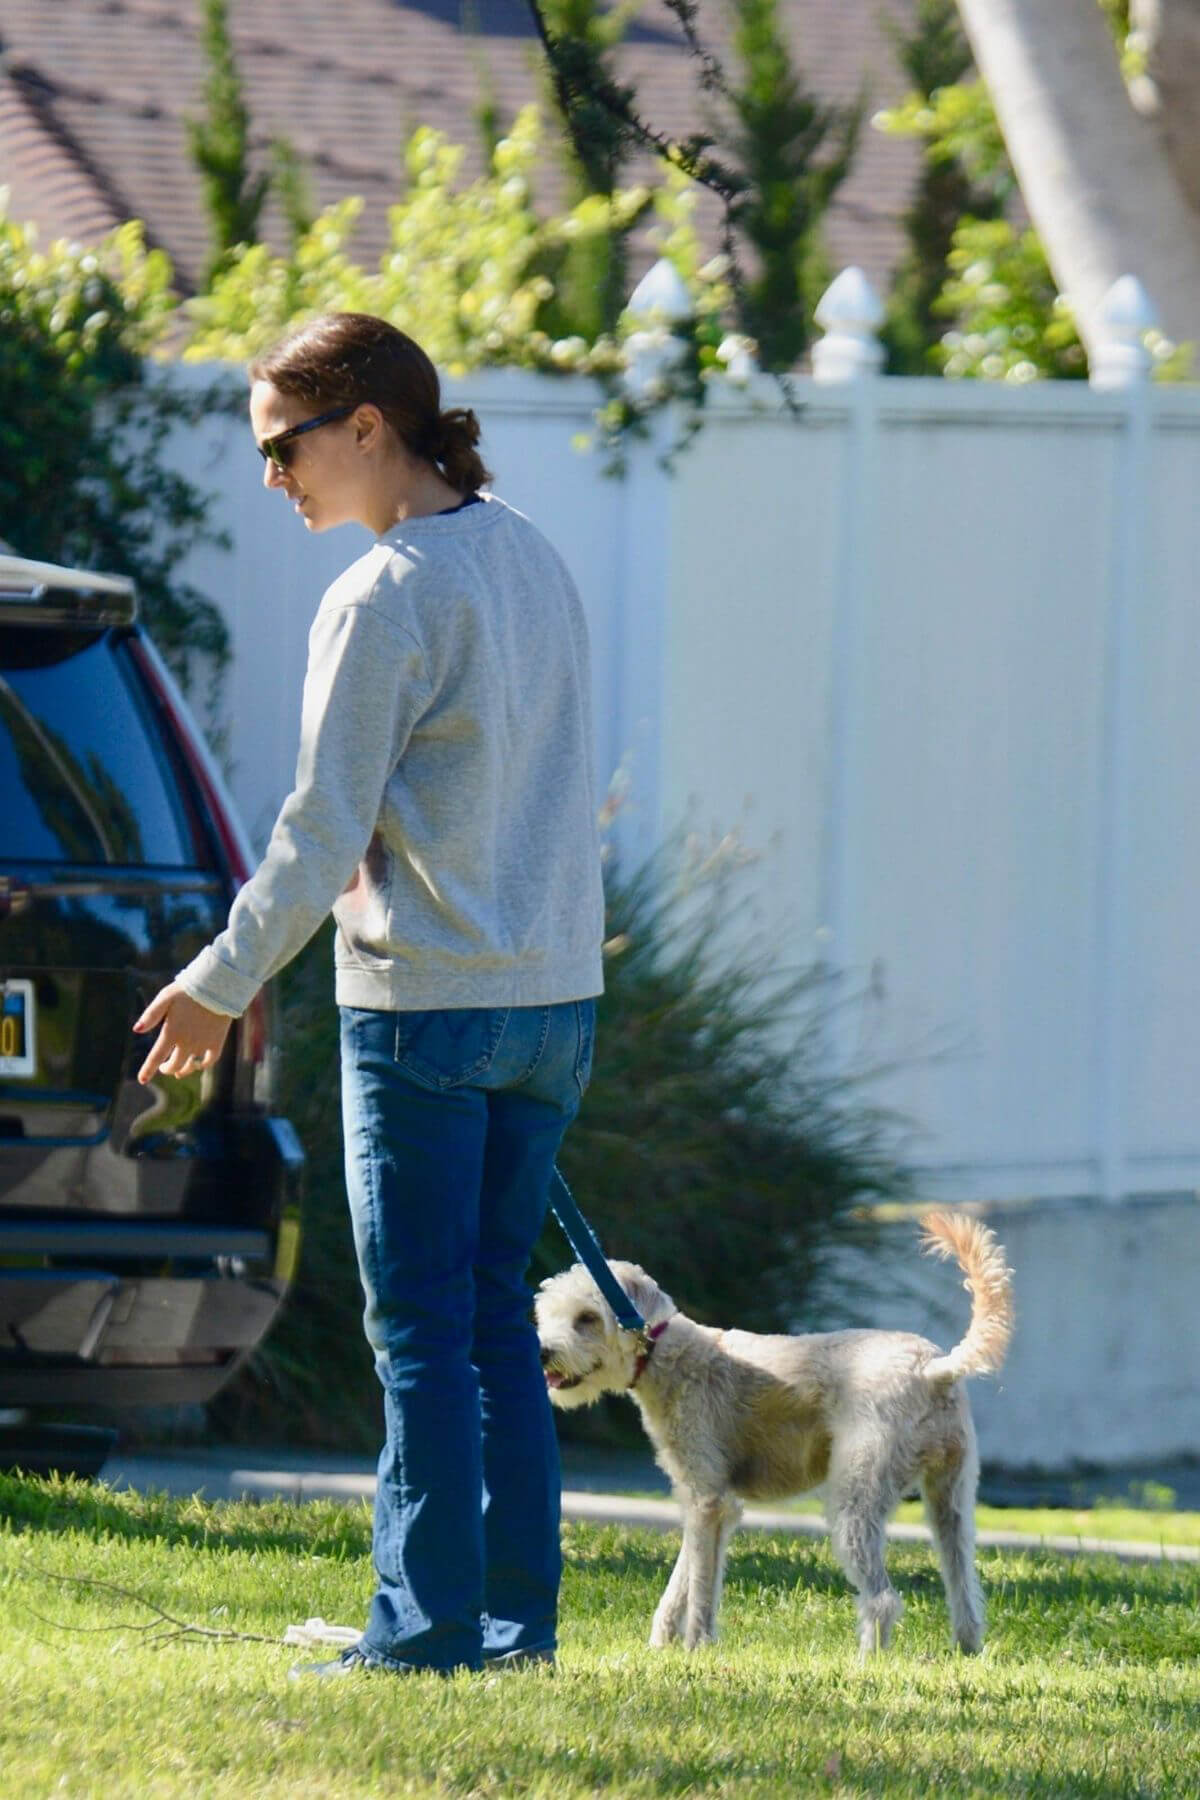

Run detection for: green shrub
[[187, 0, 271, 286], [184, 106, 648, 377], [935, 217, 1088, 381], [551, 849, 911, 1328], [720, 0, 862, 372], [211, 848, 912, 1453], [0, 209, 232, 695], [877, 1, 1006, 375]]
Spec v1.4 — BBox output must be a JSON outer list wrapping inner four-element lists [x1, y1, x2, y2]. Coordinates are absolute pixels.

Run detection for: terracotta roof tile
[[0, 61, 127, 246], [0, 0, 925, 306]]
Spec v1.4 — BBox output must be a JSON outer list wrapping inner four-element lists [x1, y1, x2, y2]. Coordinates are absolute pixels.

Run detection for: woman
[[134, 313, 605, 1676]]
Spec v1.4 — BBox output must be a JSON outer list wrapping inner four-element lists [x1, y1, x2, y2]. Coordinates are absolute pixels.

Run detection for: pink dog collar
[[629, 1318, 671, 1388]]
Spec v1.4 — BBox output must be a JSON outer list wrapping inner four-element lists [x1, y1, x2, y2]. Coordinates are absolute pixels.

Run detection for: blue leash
[[547, 1165, 648, 1337]]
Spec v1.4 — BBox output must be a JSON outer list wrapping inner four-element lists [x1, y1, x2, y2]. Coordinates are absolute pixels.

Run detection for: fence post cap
[[627, 257, 694, 324], [815, 266, 884, 333], [1090, 275, 1157, 389], [812, 266, 884, 382], [1098, 274, 1158, 336]]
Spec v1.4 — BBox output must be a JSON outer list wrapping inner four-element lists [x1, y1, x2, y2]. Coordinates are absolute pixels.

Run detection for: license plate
[[0, 980, 36, 1077]]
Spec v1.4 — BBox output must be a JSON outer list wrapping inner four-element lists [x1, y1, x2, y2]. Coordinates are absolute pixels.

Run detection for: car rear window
[[0, 626, 208, 867]]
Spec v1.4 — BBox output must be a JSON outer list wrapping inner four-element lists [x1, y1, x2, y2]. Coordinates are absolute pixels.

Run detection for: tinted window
[[0, 627, 203, 866]]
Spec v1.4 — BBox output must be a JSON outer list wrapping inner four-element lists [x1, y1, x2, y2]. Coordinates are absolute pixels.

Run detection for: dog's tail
[[919, 1211, 1013, 1383]]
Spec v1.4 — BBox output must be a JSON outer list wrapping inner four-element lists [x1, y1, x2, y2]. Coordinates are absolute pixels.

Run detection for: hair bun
[[427, 407, 491, 493], [439, 407, 481, 447]]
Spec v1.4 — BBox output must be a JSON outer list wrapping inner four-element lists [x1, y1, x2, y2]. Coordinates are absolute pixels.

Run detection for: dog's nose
[[539, 1345, 553, 1368]]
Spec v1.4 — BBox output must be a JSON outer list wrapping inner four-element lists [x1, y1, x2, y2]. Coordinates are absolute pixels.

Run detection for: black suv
[[0, 551, 302, 1440]]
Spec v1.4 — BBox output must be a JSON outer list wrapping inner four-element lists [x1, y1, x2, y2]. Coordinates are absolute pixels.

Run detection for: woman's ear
[[354, 402, 386, 451]]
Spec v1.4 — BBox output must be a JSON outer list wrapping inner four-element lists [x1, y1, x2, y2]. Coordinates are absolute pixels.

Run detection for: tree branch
[[17, 1566, 277, 1647], [523, 0, 746, 204], [658, 0, 732, 100]]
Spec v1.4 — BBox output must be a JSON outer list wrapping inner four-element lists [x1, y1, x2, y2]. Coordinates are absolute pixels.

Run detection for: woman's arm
[[136, 595, 430, 1073]]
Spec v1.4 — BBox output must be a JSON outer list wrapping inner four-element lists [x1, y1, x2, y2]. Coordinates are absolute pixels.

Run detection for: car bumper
[[0, 1117, 303, 1408]]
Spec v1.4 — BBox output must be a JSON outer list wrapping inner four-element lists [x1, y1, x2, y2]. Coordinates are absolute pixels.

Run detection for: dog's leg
[[708, 1496, 742, 1628], [827, 1452, 904, 1656], [921, 1438, 985, 1654], [649, 1540, 690, 1647], [681, 1494, 740, 1649]]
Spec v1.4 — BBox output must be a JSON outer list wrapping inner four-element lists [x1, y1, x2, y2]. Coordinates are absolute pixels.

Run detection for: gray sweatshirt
[[176, 495, 605, 1016]]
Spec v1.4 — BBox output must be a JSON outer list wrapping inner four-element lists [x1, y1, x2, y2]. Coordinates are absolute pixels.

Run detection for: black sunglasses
[[257, 403, 356, 470]]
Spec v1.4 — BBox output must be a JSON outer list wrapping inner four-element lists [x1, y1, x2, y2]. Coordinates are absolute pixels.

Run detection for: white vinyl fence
[[161, 276, 1200, 1466], [166, 294, 1200, 1213]]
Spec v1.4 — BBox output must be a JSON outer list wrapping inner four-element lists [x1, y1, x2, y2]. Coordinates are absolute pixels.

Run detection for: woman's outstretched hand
[[133, 982, 233, 1085]]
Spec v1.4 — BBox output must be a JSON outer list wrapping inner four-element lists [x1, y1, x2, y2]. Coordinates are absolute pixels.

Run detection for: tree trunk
[[1134, 0, 1200, 218], [955, 0, 1200, 360]]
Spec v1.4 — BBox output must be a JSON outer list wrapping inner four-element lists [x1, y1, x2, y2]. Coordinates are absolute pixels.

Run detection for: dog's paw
[[856, 1591, 903, 1656]]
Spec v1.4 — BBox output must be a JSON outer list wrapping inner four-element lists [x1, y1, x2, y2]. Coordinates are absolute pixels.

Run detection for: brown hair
[[249, 312, 492, 495]]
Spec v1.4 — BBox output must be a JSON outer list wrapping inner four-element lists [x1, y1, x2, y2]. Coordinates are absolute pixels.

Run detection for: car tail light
[[239, 989, 278, 1106], [242, 992, 267, 1066]]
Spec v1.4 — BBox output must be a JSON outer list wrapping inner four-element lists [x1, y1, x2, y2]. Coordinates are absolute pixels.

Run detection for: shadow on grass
[[0, 1473, 372, 1560], [566, 1528, 844, 1594], [984, 1550, 1200, 1611], [568, 1525, 1200, 1672], [568, 1526, 936, 1605], [833, 1744, 1198, 1800]]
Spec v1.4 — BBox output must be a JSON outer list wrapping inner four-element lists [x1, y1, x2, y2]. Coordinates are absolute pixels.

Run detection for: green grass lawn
[[1, 1474, 1197, 1799]]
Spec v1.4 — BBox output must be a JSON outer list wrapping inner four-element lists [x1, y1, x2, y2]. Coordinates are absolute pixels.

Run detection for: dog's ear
[[610, 1261, 674, 1326], [536, 1265, 579, 1295]]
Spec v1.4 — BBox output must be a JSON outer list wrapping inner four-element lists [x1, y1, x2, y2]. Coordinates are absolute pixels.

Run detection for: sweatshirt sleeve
[[175, 596, 431, 1018]]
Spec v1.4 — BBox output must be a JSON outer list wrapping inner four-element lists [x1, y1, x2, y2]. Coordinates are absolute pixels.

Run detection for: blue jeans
[[339, 998, 595, 1672]]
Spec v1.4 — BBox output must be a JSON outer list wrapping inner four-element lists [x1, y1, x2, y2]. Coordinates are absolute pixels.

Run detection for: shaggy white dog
[[536, 1212, 1013, 1656]]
